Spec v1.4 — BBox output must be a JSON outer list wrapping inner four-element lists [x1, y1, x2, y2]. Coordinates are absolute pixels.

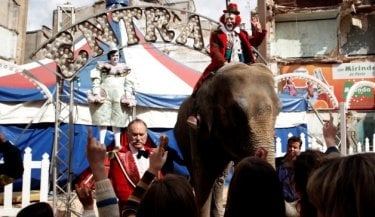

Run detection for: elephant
[[174, 62, 281, 217]]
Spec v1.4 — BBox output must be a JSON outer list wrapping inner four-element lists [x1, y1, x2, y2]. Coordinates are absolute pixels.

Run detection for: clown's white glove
[[121, 91, 136, 107]]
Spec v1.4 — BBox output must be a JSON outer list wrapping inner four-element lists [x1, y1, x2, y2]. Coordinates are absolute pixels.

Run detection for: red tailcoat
[[75, 129, 156, 201], [108, 146, 153, 202], [193, 28, 267, 92]]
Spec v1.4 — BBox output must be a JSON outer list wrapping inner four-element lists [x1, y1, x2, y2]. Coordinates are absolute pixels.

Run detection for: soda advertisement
[[279, 62, 375, 110]]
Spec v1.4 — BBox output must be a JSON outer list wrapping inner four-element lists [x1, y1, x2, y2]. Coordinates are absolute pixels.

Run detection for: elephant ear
[[195, 79, 215, 135], [202, 71, 237, 133]]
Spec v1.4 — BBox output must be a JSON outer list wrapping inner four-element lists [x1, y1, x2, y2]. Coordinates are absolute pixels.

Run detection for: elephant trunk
[[249, 117, 277, 168]]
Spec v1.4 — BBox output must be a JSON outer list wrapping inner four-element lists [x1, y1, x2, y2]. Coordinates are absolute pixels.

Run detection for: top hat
[[223, 3, 240, 15]]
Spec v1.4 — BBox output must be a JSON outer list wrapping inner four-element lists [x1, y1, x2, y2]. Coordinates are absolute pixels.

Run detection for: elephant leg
[[210, 174, 225, 217], [192, 165, 216, 215], [200, 192, 212, 217], [210, 161, 232, 217], [191, 148, 230, 217], [189, 131, 212, 214], [190, 142, 218, 217]]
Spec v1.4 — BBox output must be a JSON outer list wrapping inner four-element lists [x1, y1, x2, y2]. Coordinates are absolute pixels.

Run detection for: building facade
[[263, 0, 375, 149], [0, 0, 28, 64]]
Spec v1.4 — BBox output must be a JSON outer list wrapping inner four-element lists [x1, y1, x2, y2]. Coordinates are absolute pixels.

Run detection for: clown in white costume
[[88, 43, 136, 149]]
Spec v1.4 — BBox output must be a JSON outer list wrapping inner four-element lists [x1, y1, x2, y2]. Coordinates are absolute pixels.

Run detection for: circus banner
[[279, 62, 375, 110]]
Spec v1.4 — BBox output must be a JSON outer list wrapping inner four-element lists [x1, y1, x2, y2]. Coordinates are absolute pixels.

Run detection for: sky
[[27, 0, 257, 31]]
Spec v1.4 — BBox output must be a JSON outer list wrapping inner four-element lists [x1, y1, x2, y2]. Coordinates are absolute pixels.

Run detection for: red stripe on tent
[[137, 32, 201, 88], [73, 37, 94, 57], [0, 62, 57, 88]]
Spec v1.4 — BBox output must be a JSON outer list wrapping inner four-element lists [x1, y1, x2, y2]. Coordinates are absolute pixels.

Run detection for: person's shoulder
[[115, 63, 130, 71], [212, 28, 223, 34], [275, 156, 285, 168], [239, 29, 250, 36], [96, 61, 106, 66], [0, 140, 14, 150], [96, 61, 109, 70]]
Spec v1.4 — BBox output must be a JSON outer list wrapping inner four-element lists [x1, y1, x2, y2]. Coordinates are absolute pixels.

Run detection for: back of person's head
[[307, 153, 375, 217], [224, 156, 286, 217], [294, 150, 326, 194], [137, 174, 199, 217], [293, 149, 326, 217], [17, 202, 53, 217]]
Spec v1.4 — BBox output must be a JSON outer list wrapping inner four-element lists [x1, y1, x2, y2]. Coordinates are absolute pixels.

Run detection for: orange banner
[[280, 63, 375, 110]]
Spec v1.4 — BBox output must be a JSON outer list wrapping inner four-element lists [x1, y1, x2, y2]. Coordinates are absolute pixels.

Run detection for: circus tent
[[0, 33, 307, 187]]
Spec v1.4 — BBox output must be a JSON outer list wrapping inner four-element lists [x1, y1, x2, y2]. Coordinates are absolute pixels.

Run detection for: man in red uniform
[[187, 3, 267, 127], [108, 118, 154, 214]]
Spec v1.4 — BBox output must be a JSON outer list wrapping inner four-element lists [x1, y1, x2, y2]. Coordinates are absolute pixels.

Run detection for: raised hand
[[86, 128, 107, 181], [323, 113, 338, 148], [75, 183, 94, 211], [251, 16, 262, 33], [148, 134, 169, 175]]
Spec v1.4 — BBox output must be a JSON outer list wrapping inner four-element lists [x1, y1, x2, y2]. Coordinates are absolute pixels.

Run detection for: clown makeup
[[224, 13, 237, 31]]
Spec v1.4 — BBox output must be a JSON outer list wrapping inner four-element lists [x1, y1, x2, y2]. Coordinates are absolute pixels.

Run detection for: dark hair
[[16, 202, 53, 217], [307, 153, 375, 217], [137, 174, 199, 217], [107, 49, 119, 60], [293, 150, 326, 217], [287, 136, 303, 148], [224, 157, 286, 217]]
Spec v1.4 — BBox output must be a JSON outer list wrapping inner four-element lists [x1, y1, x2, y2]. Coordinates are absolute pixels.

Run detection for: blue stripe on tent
[[0, 86, 55, 102], [135, 92, 189, 110]]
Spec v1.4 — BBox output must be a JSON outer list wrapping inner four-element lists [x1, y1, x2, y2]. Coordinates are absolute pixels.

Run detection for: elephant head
[[174, 62, 281, 217]]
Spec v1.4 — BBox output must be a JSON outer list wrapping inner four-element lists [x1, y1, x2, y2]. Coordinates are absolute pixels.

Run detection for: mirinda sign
[[280, 62, 375, 110]]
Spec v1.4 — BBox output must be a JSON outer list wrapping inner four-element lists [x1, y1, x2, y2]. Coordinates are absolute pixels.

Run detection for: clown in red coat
[[194, 3, 266, 92], [187, 3, 267, 127]]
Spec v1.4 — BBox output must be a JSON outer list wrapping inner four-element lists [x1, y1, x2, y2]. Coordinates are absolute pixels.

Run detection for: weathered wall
[[24, 27, 52, 63], [0, 0, 28, 64], [272, 18, 337, 58], [274, 0, 343, 7], [271, 1, 375, 61], [0, 0, 19, 30], [52, 0, 106, 33], [340, 13, 375, 56], [0, 26, 18, 62]]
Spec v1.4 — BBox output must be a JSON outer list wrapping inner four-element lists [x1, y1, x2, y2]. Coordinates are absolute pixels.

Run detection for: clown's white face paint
[[224, 13, 237, 31]]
